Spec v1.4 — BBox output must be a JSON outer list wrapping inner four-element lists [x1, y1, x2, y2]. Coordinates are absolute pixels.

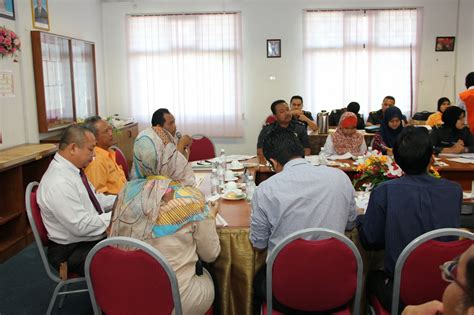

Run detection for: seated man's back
[[250, 128, 356, 252], [251, 159, 356, 251], [359, 174, 461, 276], [357, 126, 462, 310]]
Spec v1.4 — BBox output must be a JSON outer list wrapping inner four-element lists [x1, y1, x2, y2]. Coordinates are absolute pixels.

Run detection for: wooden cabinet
[[112, 123, 138, 168], [40, 123, 138, 168], [0, 144, 57, 262], [31, 31, 98, 132]]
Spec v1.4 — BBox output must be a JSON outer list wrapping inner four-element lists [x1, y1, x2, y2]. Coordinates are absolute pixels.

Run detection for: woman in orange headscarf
[[320, 112, 367, 158]]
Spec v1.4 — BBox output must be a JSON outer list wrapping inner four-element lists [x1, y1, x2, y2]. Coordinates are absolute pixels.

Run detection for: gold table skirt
[[210, 228, 384, 315], [210, 228, 266, 315]]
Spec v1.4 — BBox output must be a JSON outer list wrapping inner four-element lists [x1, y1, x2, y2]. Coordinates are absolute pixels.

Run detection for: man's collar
[[282, 158, 307, 170], [55, 152, 80, 173]]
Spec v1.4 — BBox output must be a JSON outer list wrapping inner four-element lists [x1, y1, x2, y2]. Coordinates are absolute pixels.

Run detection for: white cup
[[225, 170, 235, 181], [231, 160, 243, 169], [224, 181, 238, 191]]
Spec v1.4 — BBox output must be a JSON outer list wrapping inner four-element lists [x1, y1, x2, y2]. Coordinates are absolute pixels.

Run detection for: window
[[127, 13, 242, 137], [304, 9, 420, 117]]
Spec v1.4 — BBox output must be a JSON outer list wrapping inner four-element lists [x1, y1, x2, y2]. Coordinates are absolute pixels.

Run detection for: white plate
[[225, 176, 238, 181], [222, 192, 247, 201], [230, 166, 244, 171]]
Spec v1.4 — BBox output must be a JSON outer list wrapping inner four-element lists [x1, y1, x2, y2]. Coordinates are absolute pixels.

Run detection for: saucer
[[230, 164, 244, 171], [222, 191, 246, 201], [225, 176, 238, 181]]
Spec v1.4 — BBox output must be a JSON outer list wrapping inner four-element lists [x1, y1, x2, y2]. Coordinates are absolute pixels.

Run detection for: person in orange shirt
[[84, 116, 127, 195], [458, 72, 474, 133]]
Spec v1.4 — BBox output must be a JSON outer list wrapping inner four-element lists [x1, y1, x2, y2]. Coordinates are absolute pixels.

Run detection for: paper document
[[447, 158, 474, 164]]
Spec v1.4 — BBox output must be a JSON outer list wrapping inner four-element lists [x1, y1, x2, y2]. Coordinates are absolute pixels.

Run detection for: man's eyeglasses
[[265, 160, 275, 172], [439, 257, 469, 293]]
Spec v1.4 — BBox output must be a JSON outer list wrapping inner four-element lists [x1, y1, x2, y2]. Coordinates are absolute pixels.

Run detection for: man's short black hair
[[83, 115, 103, 137], [347, 102, 360, 114], [270, 100, 287, 115], [59, 124, 93, 150], [464, 256, 474, 309], [290, 95, 303, 104], [393, 126, 433, 175], [262, 128, 304, 167], [384, 96, 395, 102], [151, 108, 171, 126], [466, 72, 474, 89]]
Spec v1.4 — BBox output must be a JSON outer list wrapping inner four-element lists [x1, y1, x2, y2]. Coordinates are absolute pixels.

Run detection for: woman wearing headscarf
[[430, 106, 474, 154], [426, 97, 451, 127], [372, 106, 404, 155], [320, 111, 367, 157], [109, 125, 220, 315]]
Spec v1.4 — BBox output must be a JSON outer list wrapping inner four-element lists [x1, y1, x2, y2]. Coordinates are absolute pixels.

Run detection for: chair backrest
[[85, 236, 182, 315], [25, 181, 62, 282], [188, 134, 216, 162], [266, 228, 363, 315], [111, 145, 129, 180], [391, 228, 474, 314], [265, 115, 276, 125]]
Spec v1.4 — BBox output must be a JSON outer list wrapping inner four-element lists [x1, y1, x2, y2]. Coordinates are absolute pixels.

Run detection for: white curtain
[[304, 9, 420, 118], [127, 13, 242, 137]]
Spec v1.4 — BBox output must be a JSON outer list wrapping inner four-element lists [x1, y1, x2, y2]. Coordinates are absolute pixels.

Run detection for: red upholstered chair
[[188, 134, 216, 162], [85, 236, 183, 315], [111, 145, 129, 180], [371, 228, 474, 315], [264, 228, 363, 315], [25, 182, 88, 315], [265, 115, 276, 125]]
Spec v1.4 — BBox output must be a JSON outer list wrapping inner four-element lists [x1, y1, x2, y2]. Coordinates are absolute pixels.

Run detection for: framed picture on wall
[[435, 36, 455, 52], [0, 0, 15, 20], [267, 39, 281, 58], [31, 0, 50, 31]]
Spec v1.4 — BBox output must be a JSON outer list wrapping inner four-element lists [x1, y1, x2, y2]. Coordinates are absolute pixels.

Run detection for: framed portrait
[[0, 0, 15, 20], [435, 36, 455, 52], [31, 0, 50, 31], [267, 39, 281, 58]]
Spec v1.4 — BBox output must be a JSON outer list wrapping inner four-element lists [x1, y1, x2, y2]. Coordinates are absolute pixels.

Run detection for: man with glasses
[[357, 126, 462, 311], [403, 245, 474, 314], [250, 128, 356, 313]]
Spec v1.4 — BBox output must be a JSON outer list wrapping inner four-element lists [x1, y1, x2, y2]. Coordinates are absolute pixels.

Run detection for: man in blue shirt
[[357, 126, 462, 310], [251, 127, 356, 313]]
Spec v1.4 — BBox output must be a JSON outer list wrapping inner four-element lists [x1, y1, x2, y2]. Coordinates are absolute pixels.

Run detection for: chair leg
[[58, 284, 68, 309], [47, 284, 62, 315]]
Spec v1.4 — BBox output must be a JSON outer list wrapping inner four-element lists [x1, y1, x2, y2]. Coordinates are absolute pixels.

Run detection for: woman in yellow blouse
[[426, 97, 451, 127]]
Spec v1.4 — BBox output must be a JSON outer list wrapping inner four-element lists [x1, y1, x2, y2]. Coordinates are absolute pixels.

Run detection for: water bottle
[[219, 148, 226, 172], [210, 168, 219, 195], [319, 153, 328, 165], [246, 175, 256, 202], [217, 163, 224, 187]]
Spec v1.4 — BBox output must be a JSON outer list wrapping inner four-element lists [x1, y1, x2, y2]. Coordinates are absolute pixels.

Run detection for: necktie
[[79, 169, 103, 214]]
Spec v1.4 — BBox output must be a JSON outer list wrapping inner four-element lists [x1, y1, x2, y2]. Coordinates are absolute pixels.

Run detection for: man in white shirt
[[37, 125, 116, 276]]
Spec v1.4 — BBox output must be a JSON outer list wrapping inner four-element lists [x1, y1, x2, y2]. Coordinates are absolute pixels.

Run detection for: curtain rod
[[130, 11, 239, 17], [306, 8, 418, 13]]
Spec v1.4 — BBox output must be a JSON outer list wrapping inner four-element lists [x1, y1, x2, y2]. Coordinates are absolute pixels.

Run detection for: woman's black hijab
[[380, 106, 404, 148], [442, 106, 465, 134]]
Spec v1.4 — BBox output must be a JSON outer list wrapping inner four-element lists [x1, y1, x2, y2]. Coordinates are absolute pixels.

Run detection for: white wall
[[101, 0, 473, 155], [1, 0, 473, 155], [0, 0, 105, 150]]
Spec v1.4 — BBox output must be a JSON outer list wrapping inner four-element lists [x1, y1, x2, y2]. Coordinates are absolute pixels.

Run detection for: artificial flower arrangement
[[0, 26, 21, 62], [352, 151, 440, 191]]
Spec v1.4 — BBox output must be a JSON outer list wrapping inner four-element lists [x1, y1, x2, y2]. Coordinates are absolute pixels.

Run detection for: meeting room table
[[194, 169, 266, 315], [192, 155, 474, 315]]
